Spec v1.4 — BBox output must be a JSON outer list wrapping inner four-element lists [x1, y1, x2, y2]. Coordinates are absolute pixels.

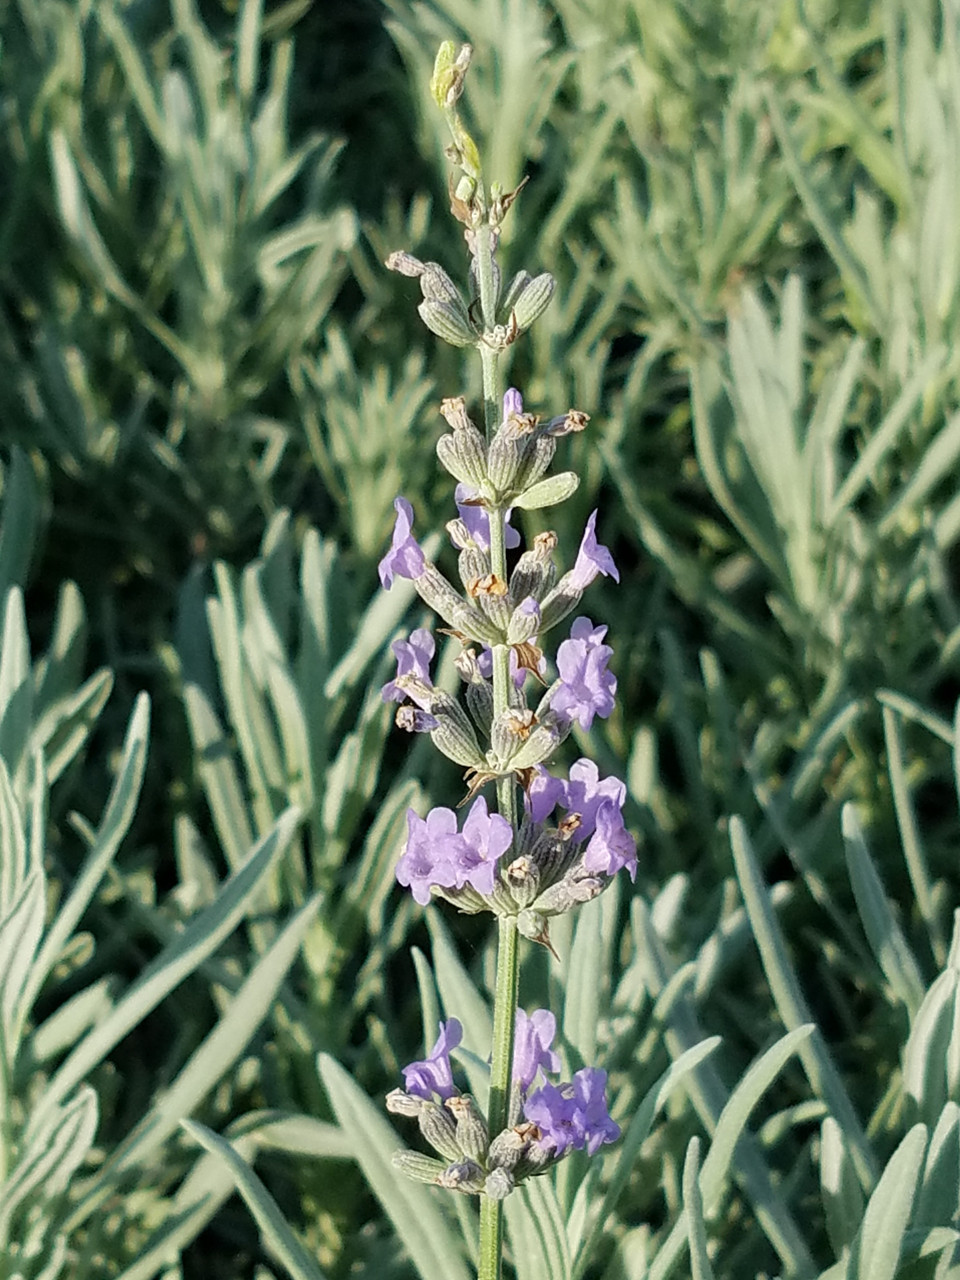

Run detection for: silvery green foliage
[[0, 461, 321, 1276]]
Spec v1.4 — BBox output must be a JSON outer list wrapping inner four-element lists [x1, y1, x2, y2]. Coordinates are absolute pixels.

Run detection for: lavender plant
[[375, 43, 634, 1280]]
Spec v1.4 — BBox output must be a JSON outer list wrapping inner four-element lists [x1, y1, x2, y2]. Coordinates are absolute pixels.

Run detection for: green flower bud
[[418, 1100, 462, 1161], [511, 271, 555, 331], [438, 1160, 485, 1193], [513, 471, 580, 511], [392, 1149, 446, 1184], [446, 1094, 490, 1163], [418, 299, 475, 347]]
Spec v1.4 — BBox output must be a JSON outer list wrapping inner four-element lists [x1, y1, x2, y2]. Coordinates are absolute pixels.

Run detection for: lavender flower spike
[[550, 617, 617, 730], [402, 1018, 463, 1100], [379, 497, 427, 588], [382, 628, 436, 706], [569, 510, 619, 590]]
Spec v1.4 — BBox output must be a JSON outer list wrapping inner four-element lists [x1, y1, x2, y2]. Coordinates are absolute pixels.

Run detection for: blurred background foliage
[[5, 0, 960, 1275]]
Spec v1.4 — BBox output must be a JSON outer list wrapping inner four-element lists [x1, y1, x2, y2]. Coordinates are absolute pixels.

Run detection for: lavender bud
[[498, 270, 532, 321], [493, 716, 562, 773], [467, 573, 512, 630], [436, 410, 488, 487], [438, 1160, 486, 1193], [513, 471, 580, 512], [534, 874, 605, 914], [418, 299, 475, 347], [484, 1168, 515, 1200], [418, 1100, 463, 1161], [511, 271, 556, 331], [513, 434, 557, 492], [502, 854, 541, 908], [419, 263, 464, 305], [385, 1088, 423, 1117], [392, 1150, 447, 1184], [537, 576, 584, 633], [430, 701, 486, 768], [446, 1094, 490, 1162], [490, 708, 538, 763], [506, 597, 541, 645], [414, 565, 502, 643], [458, 546, 490, 588], [510, 532, 558, 605], [487, 1127, 526, 1171], [385, 251, 425, 277], [457, 649, 495, 735]]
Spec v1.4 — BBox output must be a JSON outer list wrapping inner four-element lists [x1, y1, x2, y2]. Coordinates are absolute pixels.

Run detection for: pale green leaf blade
[[182, 1120, 328, 1280], [318, 1052, 470, 1280]]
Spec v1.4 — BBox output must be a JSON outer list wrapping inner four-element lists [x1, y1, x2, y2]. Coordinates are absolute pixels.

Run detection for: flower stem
[[474, 222, 501, 439], [478, 913, 519, 1280]]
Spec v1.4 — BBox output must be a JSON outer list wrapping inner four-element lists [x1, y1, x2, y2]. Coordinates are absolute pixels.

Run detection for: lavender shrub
[[377, 42, 636, 1280]]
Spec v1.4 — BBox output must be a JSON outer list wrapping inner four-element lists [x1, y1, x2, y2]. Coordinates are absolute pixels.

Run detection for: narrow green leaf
[[572, 1038, 720, 1280], [182, 1120, 328, 1280], [820, 1116, 865, 1256], [23, 694, 150, 1016], [563, 896, 603, 1066], [0, 588, 31, 777], [506, 1176, 571, 1280], [853, 1123, 927, 1280], [0, 448, 40, 597], [730, 815, 877, 1192], [318, 1053, 470, 1280], [31, 806, 301, 1130], [699, 1025, 814, 1214], [842, 802, 926, 1015], [73, 894, 321, 1221], [683, 1138, 715, 1280]]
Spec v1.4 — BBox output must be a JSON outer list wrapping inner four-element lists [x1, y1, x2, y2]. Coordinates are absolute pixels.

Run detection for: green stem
[[474, 222, 502, 438], [478, 914, 519, 1280], [474, 204, 516, 1280]]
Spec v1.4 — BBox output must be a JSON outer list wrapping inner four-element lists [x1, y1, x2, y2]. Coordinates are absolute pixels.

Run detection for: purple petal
[[379, 497, 427, 589], [569, 511, 619, 591], [401, 1018, 463, 1100], [513, 1008, 561, 1091]]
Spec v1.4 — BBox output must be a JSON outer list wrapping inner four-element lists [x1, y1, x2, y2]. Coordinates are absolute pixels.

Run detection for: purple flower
[[583, 799, 637, 881], [523, 1068, 619, 1156], [395, 801, 513, 904], [382, 628, 435, 705], [550, 617, 617, 730], [569, 1067, 620, 1154], [503, 387, 523, 419], [569, 511, 619, 591], [525, 766, 566, 823], [395, 807, 463, 905], [562, 759, 627, 841], [402, 1019, 463, 1100], [455, 483, 521, 552], [457, 797, 513, 896], [523, 1080, 578, 1155], [513, 1009, 561, 1091], [379, 497, 427, 589]]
